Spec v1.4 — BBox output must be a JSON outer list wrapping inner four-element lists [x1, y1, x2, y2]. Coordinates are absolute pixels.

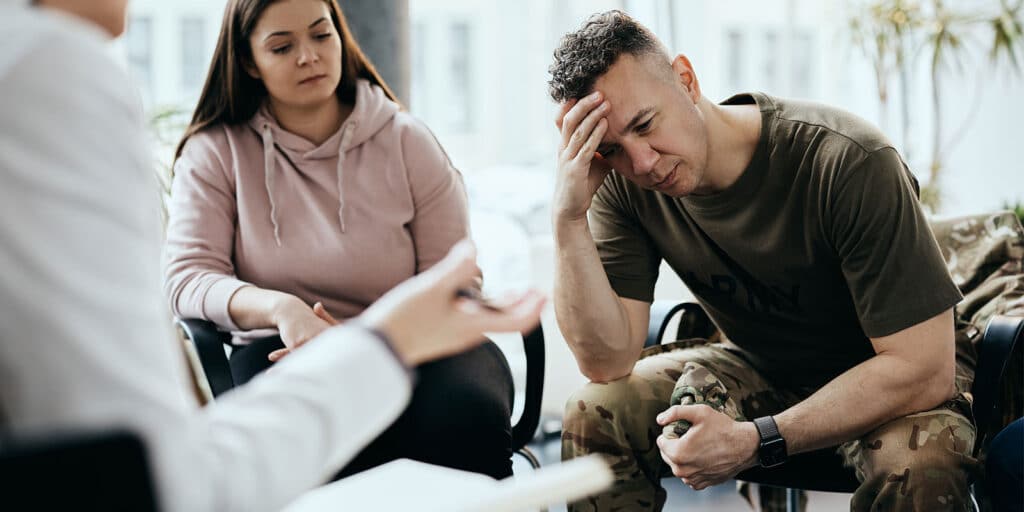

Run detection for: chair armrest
[[972, 314, 1024, 447], [176, 318, 235, 398], [647, 300, 716, 347], [511, 326, 545, 451], [647, 301, 689, 348]]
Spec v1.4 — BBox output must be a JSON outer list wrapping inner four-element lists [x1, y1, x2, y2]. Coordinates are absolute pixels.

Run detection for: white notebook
[[282, 455, 613, 512]]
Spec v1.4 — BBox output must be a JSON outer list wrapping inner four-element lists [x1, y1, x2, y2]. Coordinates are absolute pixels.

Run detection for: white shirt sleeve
[[0, 9, 411, 512]]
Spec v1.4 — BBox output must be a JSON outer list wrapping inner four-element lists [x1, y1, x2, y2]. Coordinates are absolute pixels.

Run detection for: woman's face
[[246, 0, 342, 109]]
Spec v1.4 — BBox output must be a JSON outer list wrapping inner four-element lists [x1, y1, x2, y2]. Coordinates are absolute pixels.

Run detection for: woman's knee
[[406, 342, 513, 439], [987, 418, 1023, 477]]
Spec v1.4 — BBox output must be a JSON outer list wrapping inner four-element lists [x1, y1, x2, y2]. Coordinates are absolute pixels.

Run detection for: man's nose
[[629, 144, 659, 175]]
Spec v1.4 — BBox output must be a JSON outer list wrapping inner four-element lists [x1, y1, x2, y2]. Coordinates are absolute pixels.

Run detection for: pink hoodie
[[163, 79, 469, 333]]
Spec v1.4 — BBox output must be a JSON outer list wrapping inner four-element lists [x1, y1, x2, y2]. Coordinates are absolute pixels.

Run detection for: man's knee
[[565, 379, 632, 424], [562, 376, 666, 454], [853, 413, 976, 489]]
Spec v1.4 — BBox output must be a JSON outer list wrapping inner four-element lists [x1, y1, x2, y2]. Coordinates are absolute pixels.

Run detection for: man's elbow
[[917, 363, 957, 411], [932, 368, 957, 405], [581, 367, 629, 384], [566, 335, 640, 383], [577, 359, 633, 383]]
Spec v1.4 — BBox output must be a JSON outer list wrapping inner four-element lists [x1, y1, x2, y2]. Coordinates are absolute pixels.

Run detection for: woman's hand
[[268, 300, 339, 362]]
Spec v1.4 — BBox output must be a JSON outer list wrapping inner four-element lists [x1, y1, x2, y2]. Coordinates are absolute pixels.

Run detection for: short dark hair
[[547, 10, 667, 102]]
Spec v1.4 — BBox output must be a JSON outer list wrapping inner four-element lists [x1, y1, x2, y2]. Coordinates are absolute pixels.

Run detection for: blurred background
[[111, 0, 1024, 432]]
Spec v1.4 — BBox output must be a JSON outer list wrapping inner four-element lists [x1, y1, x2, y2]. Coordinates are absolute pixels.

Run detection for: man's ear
[[671, 54, 702, 104]]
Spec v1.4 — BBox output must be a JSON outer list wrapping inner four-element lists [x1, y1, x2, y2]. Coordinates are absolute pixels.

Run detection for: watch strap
[[753, 416, 780, 441]]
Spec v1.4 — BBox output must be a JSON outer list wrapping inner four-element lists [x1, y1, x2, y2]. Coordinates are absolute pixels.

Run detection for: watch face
[[760, 437, 788, 468]]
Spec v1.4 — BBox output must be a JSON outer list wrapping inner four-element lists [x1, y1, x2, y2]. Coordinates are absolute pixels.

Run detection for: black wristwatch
[[753, 416, 788, 468]]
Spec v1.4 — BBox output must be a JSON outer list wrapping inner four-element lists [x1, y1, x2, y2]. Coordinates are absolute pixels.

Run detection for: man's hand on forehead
[[555, 91, 608, 130], [551, 89, 613, 223], [554, 98, 577, 130], [555, 91, 614, 170]]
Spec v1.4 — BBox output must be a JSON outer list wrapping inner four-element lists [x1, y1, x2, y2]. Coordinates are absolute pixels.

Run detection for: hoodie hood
[[247, 79, 400, 243]]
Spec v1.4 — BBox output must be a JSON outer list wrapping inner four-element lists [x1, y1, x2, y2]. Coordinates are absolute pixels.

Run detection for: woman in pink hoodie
[[164, 0, 516, 479]]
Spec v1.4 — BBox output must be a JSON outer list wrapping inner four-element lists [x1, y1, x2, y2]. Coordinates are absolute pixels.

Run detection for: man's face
[[591, 53, 709, 197]]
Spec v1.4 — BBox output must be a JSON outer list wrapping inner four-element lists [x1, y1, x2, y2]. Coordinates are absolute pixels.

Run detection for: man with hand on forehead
[[549, 10, 974, 512]]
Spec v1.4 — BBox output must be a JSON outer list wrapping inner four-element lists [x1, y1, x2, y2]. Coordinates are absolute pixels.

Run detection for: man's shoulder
[[752, 94, 908, 189], [1, 8, 136, 125], [0, 6, 114, 77], [764, 94, 892, 156]]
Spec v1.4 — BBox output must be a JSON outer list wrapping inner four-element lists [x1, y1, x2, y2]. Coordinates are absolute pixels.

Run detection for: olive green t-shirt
[[590, 92, 963, 388]]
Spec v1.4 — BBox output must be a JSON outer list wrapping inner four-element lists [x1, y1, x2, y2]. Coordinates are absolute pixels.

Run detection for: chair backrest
[[0, 429, 158, 511], [645, 301, 718, 348], [929, 211, 1024, 437], [972, 315, 1023, 450]]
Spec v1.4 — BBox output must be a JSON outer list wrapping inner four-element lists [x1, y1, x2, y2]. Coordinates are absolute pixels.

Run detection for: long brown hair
[[174, 0, 398, 159]]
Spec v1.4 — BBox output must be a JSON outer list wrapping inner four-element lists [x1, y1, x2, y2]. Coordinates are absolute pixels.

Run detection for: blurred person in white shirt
[[0, 1, 545, 511]]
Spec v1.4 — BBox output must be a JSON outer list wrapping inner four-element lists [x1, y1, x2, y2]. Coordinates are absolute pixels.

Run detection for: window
[[411, 22, 427, 114], [725, 30, 744, 91], [181, 17, 206, 93], [448, 22, 472, 132], [762, 30, 780, 92], [791, 30, 815, 98], [126, 16, 153, 95]]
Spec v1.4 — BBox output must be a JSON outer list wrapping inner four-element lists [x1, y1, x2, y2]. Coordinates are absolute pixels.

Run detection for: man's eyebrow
[[621, 107, 655, 135], [263, 17, 329, 40], [596, 107, 656, 154]]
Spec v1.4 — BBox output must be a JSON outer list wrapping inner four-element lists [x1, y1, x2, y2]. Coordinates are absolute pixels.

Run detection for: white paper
[[282, 455, 613, 512]]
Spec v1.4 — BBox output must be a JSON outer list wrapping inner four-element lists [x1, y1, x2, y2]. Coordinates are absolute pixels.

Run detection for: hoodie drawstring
[[336, 122, 356, 233], [261, 124, 283, 247]]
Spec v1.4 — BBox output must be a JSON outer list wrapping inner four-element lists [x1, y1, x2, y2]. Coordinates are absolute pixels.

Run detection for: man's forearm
[[553, 218, 637, 380], [774, 353, 955, 455]]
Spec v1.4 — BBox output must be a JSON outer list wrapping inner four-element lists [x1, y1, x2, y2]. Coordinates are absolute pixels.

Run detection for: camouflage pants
[[562, 341, 977, 511]]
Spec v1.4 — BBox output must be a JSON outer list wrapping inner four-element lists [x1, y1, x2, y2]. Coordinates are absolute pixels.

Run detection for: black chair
[[0, 429, 158, 511], [178, 318, 547, 469], [647, 300, 1023, 512]]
